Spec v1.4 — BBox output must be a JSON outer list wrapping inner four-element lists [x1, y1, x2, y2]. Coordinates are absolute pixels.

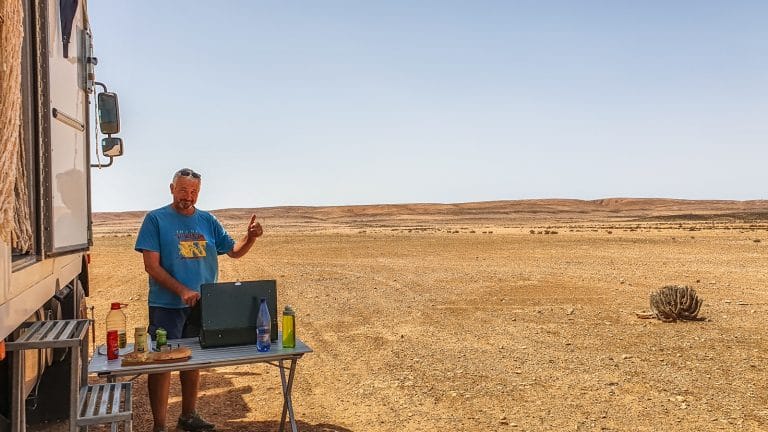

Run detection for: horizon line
[[92, 196, 768, 214]]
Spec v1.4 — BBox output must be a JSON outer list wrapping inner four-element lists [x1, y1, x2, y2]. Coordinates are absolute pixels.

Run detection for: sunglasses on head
[[177, 169, 201, 179]]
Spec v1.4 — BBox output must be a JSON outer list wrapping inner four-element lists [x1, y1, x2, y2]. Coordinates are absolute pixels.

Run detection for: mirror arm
[[90, 156, 114, 168], [93, 83, 119, 168], [93, 82, 108, 167]]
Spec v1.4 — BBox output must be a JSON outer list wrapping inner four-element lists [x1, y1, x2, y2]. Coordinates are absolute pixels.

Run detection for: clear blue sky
[[87, 1, 768, 212]]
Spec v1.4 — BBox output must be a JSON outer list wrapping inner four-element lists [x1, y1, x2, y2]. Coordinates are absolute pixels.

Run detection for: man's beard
[[178, 200, 193, 209]]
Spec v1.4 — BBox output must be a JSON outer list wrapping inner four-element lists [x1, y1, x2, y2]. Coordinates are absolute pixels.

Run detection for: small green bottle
[[282, 305, 295, 348]]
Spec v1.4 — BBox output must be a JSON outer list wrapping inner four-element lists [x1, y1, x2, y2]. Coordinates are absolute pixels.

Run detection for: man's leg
[[177, 369, 214, 430], [148, 372, 172, 432], [177, 305, 214, 430], [180, 369, 200, 416], [148, 306, 188, 432]]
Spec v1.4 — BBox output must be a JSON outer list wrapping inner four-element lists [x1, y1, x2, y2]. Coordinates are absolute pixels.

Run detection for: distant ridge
[[94, 198, 768, 228]]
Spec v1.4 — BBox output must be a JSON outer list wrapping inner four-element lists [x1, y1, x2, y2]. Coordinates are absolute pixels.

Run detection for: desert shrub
[[649, 285, 704, 322], [530, 229, 536, 234], [754, 239, 761, 243]]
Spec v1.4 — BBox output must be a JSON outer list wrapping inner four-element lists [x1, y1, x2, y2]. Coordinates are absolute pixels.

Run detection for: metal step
[[8, 319, 92, 432], [76, 382, 133, 430], [5, 319, 90, 350]]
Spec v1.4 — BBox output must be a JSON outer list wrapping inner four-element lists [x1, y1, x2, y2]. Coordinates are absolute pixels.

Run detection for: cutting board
[[120, 346, 192, 366]]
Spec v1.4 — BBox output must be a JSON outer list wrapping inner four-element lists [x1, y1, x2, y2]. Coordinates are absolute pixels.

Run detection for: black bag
[[199, 280, 278, 348]]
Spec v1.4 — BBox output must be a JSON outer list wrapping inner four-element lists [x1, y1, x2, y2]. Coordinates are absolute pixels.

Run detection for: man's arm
[[142, 250, 200, 306], [228, 214, 263, 259]]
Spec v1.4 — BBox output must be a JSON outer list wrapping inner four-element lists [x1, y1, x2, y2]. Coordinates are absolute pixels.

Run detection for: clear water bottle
[[256, 298, 271, 352], [106, 302, 127, 349]]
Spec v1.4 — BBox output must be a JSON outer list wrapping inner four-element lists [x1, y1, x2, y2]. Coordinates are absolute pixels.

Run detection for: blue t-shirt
[[134, 205, 235, 308]]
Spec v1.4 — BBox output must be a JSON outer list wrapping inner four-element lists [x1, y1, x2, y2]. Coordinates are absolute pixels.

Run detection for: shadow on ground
[[115, 369, 348, 432], [218, 420, 353, 432]]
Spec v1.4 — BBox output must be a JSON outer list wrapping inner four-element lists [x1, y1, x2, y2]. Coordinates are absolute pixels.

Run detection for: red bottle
[[107, 330, 119, 360]]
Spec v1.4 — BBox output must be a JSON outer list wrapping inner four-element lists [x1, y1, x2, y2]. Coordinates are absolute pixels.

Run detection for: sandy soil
[[83, 200, 768, 431]]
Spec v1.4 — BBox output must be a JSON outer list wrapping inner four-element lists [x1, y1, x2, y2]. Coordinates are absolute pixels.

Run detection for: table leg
[[278, 359, 298, 432], [11, 351, 25, 432]]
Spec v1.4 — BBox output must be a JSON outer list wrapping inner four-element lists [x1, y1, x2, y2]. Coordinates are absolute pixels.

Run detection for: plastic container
[[256, 298, 271, 352], [134, 327, 147, 353], [282, 305, 295, 348], [105, 302, 127, 349], [155, 327, 167, 350], [106, 330, 119, 360]]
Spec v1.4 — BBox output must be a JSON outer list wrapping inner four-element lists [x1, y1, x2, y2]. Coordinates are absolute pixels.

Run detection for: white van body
[[0, 0, 123, 426]]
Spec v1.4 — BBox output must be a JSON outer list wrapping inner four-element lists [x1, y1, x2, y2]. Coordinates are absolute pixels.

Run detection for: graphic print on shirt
[[177, 231, 207, 259]]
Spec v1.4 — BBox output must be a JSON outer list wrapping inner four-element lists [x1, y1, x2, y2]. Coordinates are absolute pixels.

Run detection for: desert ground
[[84, 199, 768, 431]]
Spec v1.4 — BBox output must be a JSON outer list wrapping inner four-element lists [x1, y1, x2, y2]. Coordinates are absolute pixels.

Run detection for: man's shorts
[[148, 303, 202, 340]]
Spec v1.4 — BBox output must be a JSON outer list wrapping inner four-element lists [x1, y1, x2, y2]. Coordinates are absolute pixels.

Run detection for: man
[[135, 168, 263, 432]]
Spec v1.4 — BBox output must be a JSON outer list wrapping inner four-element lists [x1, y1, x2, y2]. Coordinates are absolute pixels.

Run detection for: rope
[[0, 0, 24, 244], [13, 125, 32, 252], [0, 0, 32, 252]]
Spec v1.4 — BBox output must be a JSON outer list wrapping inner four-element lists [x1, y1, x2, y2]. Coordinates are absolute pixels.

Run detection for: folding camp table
[[89, 336, 312, 432]]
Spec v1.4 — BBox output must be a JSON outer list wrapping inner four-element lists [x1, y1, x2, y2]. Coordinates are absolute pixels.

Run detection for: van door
[[46, 0, 90, 254]]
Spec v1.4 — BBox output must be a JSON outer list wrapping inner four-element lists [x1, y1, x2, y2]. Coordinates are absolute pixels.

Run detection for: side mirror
[[101, 137, 124, 157], [97, 92, 120, 134]]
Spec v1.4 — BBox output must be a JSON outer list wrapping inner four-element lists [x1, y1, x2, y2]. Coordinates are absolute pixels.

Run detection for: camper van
[[0, 0, 123, 427]]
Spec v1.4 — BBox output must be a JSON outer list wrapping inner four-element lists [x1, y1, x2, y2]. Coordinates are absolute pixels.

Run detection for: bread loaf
[[153, 346, 192, 361]]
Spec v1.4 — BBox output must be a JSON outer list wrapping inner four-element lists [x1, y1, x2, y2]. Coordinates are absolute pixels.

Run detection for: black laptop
[[198, 280, 278, 348]]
